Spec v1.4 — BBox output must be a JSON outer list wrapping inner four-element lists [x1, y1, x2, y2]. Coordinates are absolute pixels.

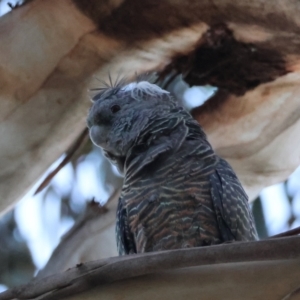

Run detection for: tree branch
[[36, 189, 120, 279], [0, 236, 300, 299]]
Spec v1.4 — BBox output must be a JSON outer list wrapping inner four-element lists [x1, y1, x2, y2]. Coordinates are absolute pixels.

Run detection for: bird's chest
[[122, 177, 219, 252], [120, 148, 221, 252]]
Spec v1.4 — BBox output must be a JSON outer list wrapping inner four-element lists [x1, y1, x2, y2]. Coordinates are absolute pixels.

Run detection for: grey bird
[[87, 80, 258, 255]]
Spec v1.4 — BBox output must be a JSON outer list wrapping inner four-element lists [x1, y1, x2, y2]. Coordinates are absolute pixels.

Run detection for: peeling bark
[[193, 72, 300, 199], [1, 0, 300, 214]]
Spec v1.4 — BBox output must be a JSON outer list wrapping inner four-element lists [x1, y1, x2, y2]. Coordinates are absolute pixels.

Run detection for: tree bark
[[1, 0, 300, 214], [0, 236, 300, 300]]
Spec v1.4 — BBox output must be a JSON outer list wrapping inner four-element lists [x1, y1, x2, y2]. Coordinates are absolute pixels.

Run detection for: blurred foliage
[[0, 211, 34, 287], [252, 197, 268, 239]]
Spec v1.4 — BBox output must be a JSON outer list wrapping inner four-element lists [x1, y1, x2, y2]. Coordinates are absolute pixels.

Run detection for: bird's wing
[[210, 158, 258, 241], [116, 195, 136, 255]]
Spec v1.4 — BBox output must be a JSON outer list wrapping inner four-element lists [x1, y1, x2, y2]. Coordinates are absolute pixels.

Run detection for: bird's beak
[[89, 125, 108, 148]]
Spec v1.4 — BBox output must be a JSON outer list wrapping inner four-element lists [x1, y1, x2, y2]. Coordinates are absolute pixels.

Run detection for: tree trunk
[[1, 0, 300, 213]]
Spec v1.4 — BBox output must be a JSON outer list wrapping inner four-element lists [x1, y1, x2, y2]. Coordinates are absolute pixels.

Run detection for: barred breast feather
[[116, 109, 258, 255]]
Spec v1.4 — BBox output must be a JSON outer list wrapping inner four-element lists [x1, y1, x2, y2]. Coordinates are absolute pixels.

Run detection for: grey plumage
[[87, 81, 258, 255]]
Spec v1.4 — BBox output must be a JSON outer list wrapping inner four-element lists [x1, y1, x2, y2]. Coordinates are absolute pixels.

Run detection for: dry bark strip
[[0, 236, 299, 299], [1, 0, 300, 214], [56, 260, 300, 300]]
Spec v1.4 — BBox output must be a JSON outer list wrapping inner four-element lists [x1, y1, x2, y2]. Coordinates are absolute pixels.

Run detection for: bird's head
[[87, 81, 176, 170]]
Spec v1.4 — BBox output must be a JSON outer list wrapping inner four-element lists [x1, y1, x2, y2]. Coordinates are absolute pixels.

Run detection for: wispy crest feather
[[90, 73, 169, 102], [122, 81, 169, 101]]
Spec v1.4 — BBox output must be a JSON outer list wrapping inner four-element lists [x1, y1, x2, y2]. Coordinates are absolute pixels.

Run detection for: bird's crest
[[89, 73, 169, 102]]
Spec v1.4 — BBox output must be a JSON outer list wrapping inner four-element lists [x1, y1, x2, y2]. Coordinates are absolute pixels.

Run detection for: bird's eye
[[110, 104, 121, 113]]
